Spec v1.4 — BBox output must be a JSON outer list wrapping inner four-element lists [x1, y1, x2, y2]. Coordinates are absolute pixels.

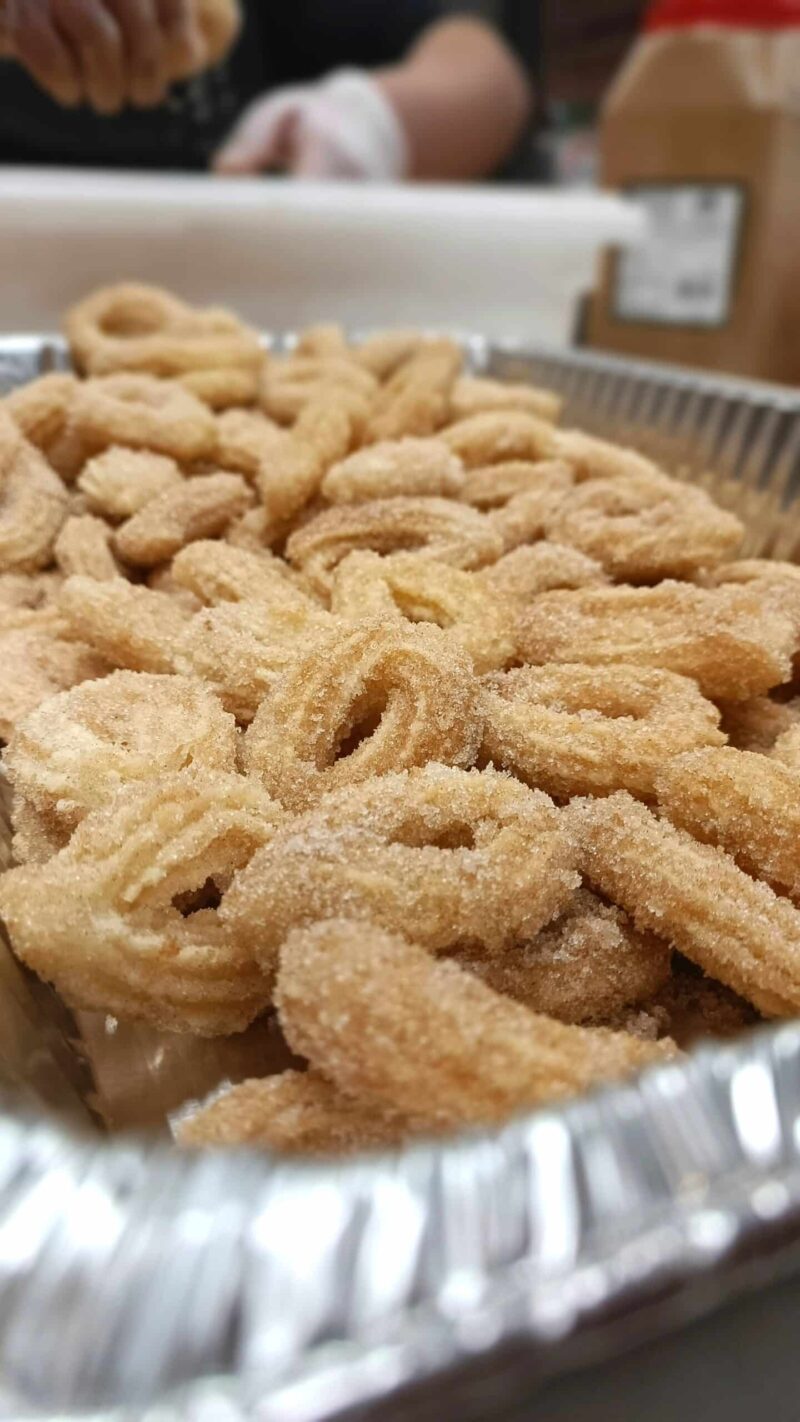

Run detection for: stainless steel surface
[[1, 336, 800, 1422]]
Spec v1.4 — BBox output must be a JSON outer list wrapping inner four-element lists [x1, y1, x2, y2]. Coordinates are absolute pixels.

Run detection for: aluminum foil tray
[[1, 337, 800, 1422]]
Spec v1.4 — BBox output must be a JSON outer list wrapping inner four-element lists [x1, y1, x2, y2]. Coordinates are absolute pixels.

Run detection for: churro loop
[[242, 617, 483, 810], [573, 790, 800, 1018], [224, 506, 274, 552], [223, 765, 581, 969], [552, 429, 665, 483], [482, 663, 725, 801], [171, 540, 312, 608], [65, 283, 261, 381], [113, 472, 251, 567], [3, 373, 79, 455], [0, 603, 63, 638], [656, 746, 800, 903], [517, 581, 796, 702], [460, 459, 573, 510], [703, 558, 800, 591], [286, 496, 504, 598], [702, 558, 800, 643], [59, 575, 190, 674], [214, 408, 283, 481], [5, 670, 238, 834], [260, 356, 377, 424], [177, 1070, 413, 1155], [0, 603, 62, 637], [441, 410, 558, 468], [66, 489, 91, 517], [77, 447, 185, 521], [364, 340, 462, 443], [70, 375, 217, 464], [0, 571, 61, 614], [261, 379, 359, 430], [543, 474, 743, 580], [0, 772, 281, 1034], [0, 622, 108, 741], [0, 412, 67, 573], [321, 437, 465, 504], [274, 920, 675, 1129], [54, 515, 120, 581], [450, 375, 562, 424], [256, 387, 366, 531], [65, 284, 195, 371], [295, 323, 349, 358], [265, 352, 376, 390], [489, 476, 576, 552], [146, 564, 203, 615], [178, 365, 260, 411], [175, 599, 334, 721], [330, 551, 516, 673], [454, 888, 671, 1026], [354, 329, 425, 380], [479, 542, 608, 602]]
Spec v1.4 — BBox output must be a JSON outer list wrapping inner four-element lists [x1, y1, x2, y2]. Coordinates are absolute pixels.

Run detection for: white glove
[[213, 68, 408, 180]]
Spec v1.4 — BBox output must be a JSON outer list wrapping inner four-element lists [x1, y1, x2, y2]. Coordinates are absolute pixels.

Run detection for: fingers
[[12, 0, 225, 115], [154, 0, 205, 82], [8, 0, 83, 105], [50, 0, 126, 113], [105, 0, 167, 106], [213, 93, 299, 174]]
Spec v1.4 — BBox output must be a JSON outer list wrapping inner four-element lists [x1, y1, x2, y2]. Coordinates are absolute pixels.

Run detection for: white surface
[[0, 169, 645, 342]]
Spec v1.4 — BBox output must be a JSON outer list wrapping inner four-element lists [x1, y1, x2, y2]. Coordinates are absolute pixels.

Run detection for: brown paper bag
[[587, 4, 800, 384]]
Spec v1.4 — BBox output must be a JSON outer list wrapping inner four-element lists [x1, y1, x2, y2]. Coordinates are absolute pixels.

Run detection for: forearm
[[376, 17, 533, 181]]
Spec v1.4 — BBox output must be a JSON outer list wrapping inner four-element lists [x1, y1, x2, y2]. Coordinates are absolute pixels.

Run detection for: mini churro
[[223, 766, 580, 971], [0, 772, 280, 1033], [517, 582, 796, 701], [454, 888, 671, 1026], [2, 284, 797, 1154], [286, 496, 503, 597], [275, 919, 676, 1129], [5, 670, 238, 833], [243, 617, 482, 810], [482, 663, 724, 800], [656, 746, 800, 902], [177, 1070, 415, 1155], [574, 791, 800, 1018], [330, 551, 517, 672]]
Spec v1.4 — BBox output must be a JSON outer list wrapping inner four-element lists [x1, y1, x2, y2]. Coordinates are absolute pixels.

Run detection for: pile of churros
[[0, 280, 797, 1156]]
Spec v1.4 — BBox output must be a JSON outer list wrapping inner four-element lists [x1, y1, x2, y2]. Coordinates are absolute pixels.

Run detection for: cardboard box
[[588, 5, 800, 384]]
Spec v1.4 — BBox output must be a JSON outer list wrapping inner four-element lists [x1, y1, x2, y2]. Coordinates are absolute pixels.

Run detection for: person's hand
[[0, 0, 204, 112], [213, 69, 408, 180]]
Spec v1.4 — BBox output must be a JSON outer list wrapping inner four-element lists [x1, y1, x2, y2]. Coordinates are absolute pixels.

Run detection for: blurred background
[[0, 0, 797, 382], [478, 0, 649, 186]]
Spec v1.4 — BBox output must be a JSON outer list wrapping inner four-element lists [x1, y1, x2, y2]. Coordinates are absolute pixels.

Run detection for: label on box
[[613, 183, 745, 327]]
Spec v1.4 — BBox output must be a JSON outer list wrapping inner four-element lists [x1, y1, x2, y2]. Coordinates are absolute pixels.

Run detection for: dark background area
[[445, 1, 649, 182], [448, 1, 647, 106]]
